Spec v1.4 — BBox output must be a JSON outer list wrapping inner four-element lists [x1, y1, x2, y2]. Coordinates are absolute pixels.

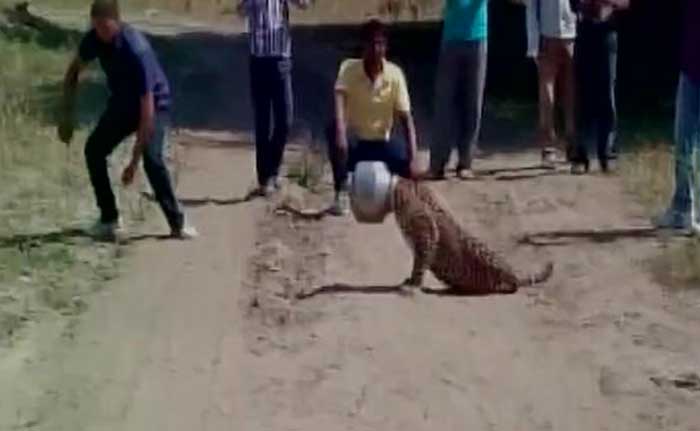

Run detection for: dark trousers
[[431, 40, 488, 172], [574, 20, 618, 166], [250, 55, 294, 186], [325, 122, 410, 192], [84, 106, 184, 230]]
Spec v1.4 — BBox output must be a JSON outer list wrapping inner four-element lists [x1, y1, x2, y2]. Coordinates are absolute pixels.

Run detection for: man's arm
[[134, 92, 156, 164], [393, 69, 417, 175], [599, 0, 630, 9], [397, 110, 417, 170], [525, 0, 540, 59], [58, 56, 86, 144], [290, 0, 311, 9], [122, 92, 155, 185], [63, 56, 85, 103], [334, 90, 349, 154], [236, 0, 250, 17]]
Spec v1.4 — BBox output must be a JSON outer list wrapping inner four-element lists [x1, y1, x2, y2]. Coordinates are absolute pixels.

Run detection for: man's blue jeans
[[669, 73, 700, 216]]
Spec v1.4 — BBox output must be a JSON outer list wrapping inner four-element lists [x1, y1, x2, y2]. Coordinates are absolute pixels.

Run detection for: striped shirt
[[240, 0, 308, 58]]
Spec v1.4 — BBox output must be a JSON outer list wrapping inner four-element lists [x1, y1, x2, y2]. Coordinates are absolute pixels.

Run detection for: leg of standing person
[[596, 28, 618, 171], [572, 22, 595, 173], [455, 39, 487, 179], [430, 43, 459, 179], [653, 74, 700, 233], [84, 106, 136, 236], [325, 120, 357, 215], [250, 56, 274, 192], [537, 37, 559, 166], [269, 56, 294, 188], [142, 112, 195, 238], [325, 120, 352, 194], [560, 38, 576, 161]]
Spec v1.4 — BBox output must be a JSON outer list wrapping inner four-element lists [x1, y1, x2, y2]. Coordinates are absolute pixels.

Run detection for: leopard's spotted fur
[[391, 178, 554, 294]]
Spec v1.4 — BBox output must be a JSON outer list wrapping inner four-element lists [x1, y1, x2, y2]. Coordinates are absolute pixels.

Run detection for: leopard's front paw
[[402, 275, 423, 287], [398, 284, 416, 297], [398, 276, 423, 297]]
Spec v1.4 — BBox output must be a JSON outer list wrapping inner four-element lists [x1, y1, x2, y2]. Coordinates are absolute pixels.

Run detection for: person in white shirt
[[523, 0, 578, 166]]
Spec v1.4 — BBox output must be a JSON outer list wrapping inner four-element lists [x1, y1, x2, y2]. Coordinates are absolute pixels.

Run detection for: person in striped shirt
[[237, 0, 310, 196]]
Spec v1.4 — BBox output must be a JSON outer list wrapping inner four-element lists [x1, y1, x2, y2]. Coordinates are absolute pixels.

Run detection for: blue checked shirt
[[239, 0, 309, 58]]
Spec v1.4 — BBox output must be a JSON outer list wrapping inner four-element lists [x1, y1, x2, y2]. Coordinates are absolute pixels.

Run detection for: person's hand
[[57, 106, 75, 146], [57, 117, 74, 145], [121, 159, 138, 186], [408, 158, 425, 180], [295, 0, 312, 10], [336, 130, 349, 155], [235, 1, 247, 18]]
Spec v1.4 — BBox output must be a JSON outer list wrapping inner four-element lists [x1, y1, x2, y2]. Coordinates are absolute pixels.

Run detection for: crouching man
[[326, 18, 420, 216], [58, 0, 196, 240]]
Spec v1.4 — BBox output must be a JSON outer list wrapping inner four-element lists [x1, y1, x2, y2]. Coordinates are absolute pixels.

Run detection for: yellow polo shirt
[[335, 59, 412, 141]]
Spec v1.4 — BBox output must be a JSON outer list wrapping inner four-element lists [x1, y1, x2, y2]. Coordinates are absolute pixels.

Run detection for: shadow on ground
[[0, 228, 186, 248], [297, 282, 519, 299], [140, 191, 256, 208], [516, 227, 688, 247]]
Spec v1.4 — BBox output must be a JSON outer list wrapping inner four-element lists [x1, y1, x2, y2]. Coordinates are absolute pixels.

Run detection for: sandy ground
[[2, 8, 700, 431], [0, 136, 700, 431], [2, 136, 700, 431]]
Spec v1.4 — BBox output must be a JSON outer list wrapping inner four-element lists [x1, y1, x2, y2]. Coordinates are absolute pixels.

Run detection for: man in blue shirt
[[428, 0, 489, 180], [58, 0, 196, 240]]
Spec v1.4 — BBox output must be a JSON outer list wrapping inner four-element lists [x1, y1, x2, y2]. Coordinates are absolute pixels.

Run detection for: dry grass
[[619, 140, 674, 214], [0, 26, 158, 347], [286, 144, 327, 192], [619, 140, 700, 290]]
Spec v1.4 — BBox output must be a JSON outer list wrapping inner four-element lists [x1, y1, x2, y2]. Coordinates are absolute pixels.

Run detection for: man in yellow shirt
[[326, 18, 419, 215]]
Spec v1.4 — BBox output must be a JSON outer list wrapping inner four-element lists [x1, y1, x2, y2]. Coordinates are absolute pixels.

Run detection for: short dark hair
[[361, 18, 387, 44], [90, 0, 120, 20]]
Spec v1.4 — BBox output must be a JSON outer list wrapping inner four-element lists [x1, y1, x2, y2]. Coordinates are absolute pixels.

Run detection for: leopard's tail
[[517, 261, 554, 287]]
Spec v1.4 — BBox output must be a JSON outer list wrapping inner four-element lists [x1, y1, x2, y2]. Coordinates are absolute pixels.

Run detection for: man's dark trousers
[[250, 55, 294, 187], [84, 104, 184, 231]]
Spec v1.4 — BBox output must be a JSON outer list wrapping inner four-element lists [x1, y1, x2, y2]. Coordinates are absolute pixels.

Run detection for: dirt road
[[2, 9, 700, 430], [1, 134, 698, 430]]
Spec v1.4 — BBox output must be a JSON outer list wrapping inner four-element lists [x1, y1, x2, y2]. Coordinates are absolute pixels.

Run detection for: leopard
[[391, 177, 554, 295]]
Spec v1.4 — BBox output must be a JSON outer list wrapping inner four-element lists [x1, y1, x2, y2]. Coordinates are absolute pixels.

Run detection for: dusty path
[[2, 136, 700, 431], [0, 141, 260, 430], [244, 151, 700, 431], [13, 142, 700, 430]]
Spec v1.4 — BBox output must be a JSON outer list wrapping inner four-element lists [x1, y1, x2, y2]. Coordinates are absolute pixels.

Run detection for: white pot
[[349, 161, 397, 224]]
